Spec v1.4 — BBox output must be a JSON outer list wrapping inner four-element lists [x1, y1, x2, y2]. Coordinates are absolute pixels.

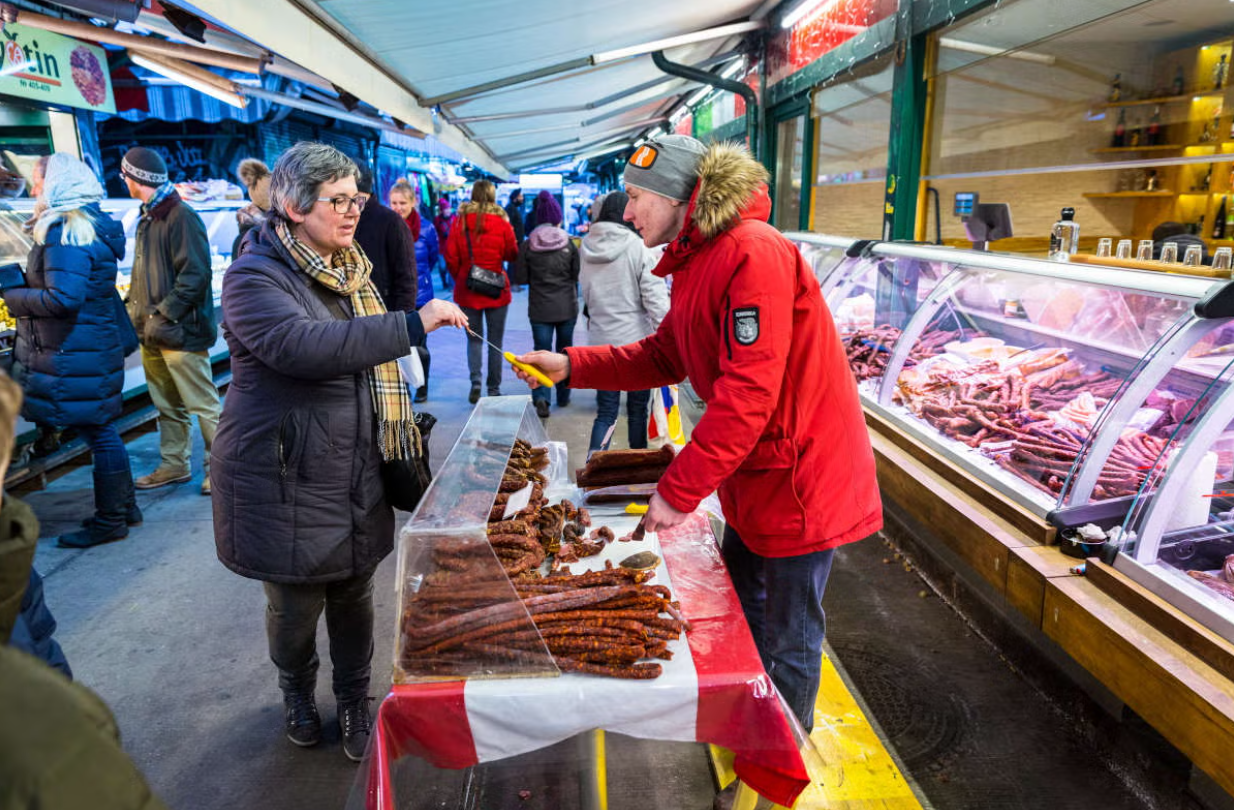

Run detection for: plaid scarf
[[140, 181, 177, 219], [275, 220, 419, 462]]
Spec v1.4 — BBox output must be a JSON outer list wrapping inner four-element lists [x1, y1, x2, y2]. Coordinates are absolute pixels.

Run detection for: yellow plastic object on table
[[502, 351, 555, 387]]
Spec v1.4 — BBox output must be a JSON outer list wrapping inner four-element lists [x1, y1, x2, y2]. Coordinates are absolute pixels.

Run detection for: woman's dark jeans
[[530, 318, 575, 405], [462, 305, 508, 395], [720, 526, 836, 733], [76, 422, 130, 475], [262, 572, 375, 703], [589, 389, 651, 451]]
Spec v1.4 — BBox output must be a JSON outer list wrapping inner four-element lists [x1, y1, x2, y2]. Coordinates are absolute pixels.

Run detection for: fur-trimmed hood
[[690, 141, 770, 240]]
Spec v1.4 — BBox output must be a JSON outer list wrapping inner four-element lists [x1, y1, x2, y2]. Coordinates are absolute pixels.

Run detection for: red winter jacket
[[565, 144, 881, 557], [443, 203, 518, 310]]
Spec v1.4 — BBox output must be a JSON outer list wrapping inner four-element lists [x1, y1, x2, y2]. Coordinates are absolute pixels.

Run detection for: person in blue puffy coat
[[3, 153, 139, 548]]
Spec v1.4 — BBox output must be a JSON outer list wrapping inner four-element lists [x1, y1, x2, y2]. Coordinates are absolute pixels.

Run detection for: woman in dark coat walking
[[212, 142, 465, 763], [516, 190, 579, 419], [3, 153, 139, 548]]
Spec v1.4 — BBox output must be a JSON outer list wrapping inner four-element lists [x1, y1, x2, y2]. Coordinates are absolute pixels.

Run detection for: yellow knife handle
[[504, 352, 555, 387], [625, 503, 649, 515]]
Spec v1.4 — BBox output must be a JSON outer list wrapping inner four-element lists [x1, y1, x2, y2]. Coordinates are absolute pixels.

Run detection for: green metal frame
[[765, 96, 815, 231]]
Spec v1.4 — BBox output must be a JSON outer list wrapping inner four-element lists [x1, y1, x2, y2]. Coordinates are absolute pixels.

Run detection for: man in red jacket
[[517, 134, 882, 731]]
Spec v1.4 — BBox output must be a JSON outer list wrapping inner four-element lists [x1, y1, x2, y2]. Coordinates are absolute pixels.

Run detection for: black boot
[[284, 691, 322, 747], [58, 469, 133, 548]]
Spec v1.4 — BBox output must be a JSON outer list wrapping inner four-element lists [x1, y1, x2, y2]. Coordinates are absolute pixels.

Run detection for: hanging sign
[[0, 22, 115, 114]]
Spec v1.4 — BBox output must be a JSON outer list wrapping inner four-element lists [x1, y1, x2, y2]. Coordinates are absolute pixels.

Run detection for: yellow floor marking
[[711, 652, 925, 809]]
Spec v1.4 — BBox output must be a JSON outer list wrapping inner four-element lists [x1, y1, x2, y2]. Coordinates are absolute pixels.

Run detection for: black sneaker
[[339, 698, 373, 763], [284, 691, 321, 747], [468, 384, 481, 404], [534, 400, 550, 419]]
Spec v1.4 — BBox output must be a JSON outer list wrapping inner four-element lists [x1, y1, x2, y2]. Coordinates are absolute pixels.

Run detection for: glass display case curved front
[[801, 239, 1221, 516]]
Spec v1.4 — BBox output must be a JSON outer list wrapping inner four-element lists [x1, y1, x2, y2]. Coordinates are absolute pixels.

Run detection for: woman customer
[[4, 153, 140, 548], [390, 181, 437, 402], [211, 142, 466, 763], [516, 190, 579, 419], [578, 191, 669, 451], [443, 179, 517, 403], [232, 157, 271, 257]]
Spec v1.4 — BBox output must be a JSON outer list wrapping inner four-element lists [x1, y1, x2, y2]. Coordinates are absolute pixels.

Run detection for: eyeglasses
[[317, 194, 368, 214]]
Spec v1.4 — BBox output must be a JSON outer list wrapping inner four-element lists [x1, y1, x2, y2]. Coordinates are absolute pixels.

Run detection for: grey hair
[[268, 141, 357, 223]]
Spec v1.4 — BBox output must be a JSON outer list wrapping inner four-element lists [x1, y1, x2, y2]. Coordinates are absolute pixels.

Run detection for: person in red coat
[[443, 179, 518, 403], [514, 135, 882, 731]]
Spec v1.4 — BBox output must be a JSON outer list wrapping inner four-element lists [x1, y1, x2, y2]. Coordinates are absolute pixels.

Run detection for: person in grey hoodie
[[516, 190, 579, 419], [578, 191, 669, 450]]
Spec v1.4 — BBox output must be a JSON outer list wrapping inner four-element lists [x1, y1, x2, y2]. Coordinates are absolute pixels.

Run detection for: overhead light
[[687, 86, 713, 107], [670, 107, 689, 125], [592, 20, 763, 64], [720, 60, 744, 80], [780, 0, 834, 29], [129, 51, 247, 108]]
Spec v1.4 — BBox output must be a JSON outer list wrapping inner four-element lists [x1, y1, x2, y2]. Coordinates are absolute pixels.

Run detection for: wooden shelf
[[1102, 90, 1227, 108], [1091, 144, 1184, 153], [1083, 191, 1176, 199]]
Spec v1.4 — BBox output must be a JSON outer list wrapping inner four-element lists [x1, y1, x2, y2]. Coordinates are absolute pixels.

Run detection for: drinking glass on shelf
[[1096, 238, 1113, 257], [1183, 245, 1204, 267], [1136, 240, 1154, 260], [1115, 239, 1133, 259], [1213, 247, 1233, 272], [1161, 242, 1179, 263]]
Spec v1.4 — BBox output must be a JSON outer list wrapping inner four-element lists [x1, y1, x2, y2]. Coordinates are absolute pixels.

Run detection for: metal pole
[[650, 50, 759, 159]]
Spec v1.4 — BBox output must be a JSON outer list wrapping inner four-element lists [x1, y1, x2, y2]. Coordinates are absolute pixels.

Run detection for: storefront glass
[[924, 0, 1234, 255], [812, 54, 894, 238], [774, 115, 807, 230]]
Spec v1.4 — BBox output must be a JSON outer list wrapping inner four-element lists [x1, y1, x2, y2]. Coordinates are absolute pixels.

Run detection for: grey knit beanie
[[623, 135, 706, 202]]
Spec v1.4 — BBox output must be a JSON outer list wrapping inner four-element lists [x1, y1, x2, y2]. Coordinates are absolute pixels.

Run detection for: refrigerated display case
[[781, 236, 1223, 521]]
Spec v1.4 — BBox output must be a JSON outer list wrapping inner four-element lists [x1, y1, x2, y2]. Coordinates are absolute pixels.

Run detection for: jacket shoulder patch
[[733, 306, 759, 346]]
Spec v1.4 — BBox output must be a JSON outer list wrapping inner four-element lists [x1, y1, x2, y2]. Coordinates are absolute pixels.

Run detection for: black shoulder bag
[[463, 219, 507, 299], [305, 279, 434, 513]]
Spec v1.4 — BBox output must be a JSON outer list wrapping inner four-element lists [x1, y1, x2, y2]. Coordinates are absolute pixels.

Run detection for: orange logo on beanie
[[629, 145, 658, 169]]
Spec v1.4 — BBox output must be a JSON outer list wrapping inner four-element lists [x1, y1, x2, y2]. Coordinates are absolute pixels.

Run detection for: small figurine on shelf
[[1128, 125, 1143, 148], [1215, 53, 1229, 91], [1173, 64, 1186, 96], [1109, 73, 1122, 103], [1146, 169, 1160, 192]]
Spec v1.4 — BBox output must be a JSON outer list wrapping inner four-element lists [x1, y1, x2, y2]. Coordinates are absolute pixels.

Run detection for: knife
[[464, 327, 556, 388], [630, 514, 648, 543]]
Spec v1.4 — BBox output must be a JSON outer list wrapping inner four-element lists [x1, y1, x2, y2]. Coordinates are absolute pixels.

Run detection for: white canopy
[[181, 0, 769, 177]]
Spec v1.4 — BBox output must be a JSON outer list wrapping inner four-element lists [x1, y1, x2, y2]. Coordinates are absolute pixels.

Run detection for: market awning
[[176, 0, 771, 176]]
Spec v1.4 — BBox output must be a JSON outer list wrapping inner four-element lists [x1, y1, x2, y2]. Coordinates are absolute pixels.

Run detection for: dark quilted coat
[[5, 206, 126, 428], [212, 220, 412, 585]]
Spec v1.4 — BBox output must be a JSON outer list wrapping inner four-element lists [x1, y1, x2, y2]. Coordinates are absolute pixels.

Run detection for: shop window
[[812, 53, 894, 238], [924, 0, 1234, 255], [774, 115, 808, 230]]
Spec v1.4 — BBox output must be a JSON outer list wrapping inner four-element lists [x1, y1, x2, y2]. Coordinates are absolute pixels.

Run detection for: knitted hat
[[623, 135, 706, 202], [121, 147, 168, 187], [533, 189, 562, 226], [42, 152, 103, 214], [236, 158, 270, 190]]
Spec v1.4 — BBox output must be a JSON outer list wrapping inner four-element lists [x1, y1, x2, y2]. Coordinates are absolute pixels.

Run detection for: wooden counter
[[867, 409, 1234, 800]]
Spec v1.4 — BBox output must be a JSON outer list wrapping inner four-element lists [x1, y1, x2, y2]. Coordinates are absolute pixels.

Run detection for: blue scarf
[[141, 181, 177, 219]]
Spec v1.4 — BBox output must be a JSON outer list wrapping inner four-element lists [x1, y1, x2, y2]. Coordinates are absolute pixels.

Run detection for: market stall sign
[[0, 22, 115, 114]]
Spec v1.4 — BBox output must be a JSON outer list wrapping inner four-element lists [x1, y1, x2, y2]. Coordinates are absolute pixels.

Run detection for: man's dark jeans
[[720, 526, 835, 733], [262, 572, 375, 704], [530, 318, 575, 405], [590, 389, 651, 451]]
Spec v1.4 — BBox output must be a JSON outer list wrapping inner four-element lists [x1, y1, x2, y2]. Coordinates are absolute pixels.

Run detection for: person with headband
[[514, 134, 882, 732]]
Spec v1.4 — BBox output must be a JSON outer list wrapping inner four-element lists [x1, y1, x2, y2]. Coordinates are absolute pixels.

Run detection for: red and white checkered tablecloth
[[365, 509, 809, 808]]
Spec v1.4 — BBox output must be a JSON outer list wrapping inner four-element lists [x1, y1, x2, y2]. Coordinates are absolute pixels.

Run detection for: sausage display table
[[365, 506, 811, 809]]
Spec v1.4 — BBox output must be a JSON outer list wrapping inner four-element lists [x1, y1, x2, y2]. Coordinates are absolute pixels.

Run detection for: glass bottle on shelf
[[1145, 169, 1159, 191], [1215, 197, 1229, 241], [1173, 64, 1185, 96], [1128, 124, 1143, 148], [1215, 54, 1229, 91], [1145, 105, 1161, 146], [1111, 108, 1127, 148], [1109, 73, 1122, 103], [1049, 207, 1079, 261], [1203, 165, 1213, 192]]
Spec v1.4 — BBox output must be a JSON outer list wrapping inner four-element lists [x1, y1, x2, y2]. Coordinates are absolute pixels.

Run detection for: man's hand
[[513, 350, 569, 389], [644, 492, 689, 534], [418, 299, 468, 333]]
